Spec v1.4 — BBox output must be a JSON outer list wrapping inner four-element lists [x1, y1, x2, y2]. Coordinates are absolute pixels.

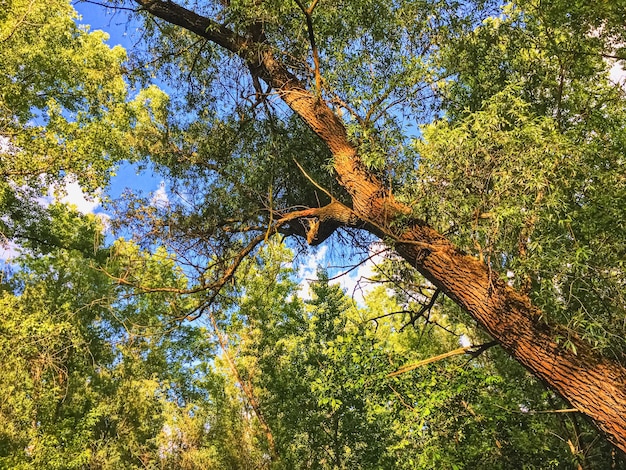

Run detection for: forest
[[1, 0, 625, 468]]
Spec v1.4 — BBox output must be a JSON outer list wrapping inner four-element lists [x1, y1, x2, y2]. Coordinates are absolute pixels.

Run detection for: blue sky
[[73, 1, 135, 49]]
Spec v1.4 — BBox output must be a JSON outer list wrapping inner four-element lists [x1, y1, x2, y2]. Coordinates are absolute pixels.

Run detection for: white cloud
[[58, 179, 102, 214], [1, 171, 109, 264], [0, 240, 19, 261], [0, 135, 14, 154], [150, 180, 169, 208], [2, 135, 103, 217], [55, 179, 112, 231], [609, 60, 626, 87], [37, 175, 102, 215], [459, 334, 472, 348], [590, 27, 626, 88], [44, 176, 111, 230], [297, 245, 328, 300]]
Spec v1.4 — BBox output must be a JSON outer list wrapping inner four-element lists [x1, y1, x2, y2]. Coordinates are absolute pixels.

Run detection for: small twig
[[369, 310, 416, 323], [293, 157, 335, 201], [331, 95, 366, 126], [80, 0, 140, 13], [100, 208, 320, 298], [1, 0, 36, 44], [466, 340, 498, 358], [399, 288, 441, 331], [321, 248, 389, 282], [387, 384, 415, 411]]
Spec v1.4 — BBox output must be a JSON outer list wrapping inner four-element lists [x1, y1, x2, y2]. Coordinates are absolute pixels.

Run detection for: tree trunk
[[135, 0, 626, 453], [393, 226, 626, 452]]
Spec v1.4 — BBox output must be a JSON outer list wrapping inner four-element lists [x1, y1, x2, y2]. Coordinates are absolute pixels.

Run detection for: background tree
[[0, 0, 167, 248], [205, 244, 620, 469], [0, 205, 228, 469]]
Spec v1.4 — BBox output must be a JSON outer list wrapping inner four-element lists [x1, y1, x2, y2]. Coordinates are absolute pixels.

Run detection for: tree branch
[[387, 340, 498, 378], [386, 346, 472, 378], [399, 288, 441, 331], [293, 0, 323, 94]]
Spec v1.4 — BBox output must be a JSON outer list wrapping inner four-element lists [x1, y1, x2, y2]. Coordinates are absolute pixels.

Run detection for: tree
[[0, 0, 168, 249], [86, 0, 626, 453], [206, 245, 619, 469], [2, 0, 623, 460], [0, 204, 224, 469]]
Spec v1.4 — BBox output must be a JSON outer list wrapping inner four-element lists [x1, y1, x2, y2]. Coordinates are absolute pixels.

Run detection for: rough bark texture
[[393, 229, 626, 452], [135, 0, 626, 453]]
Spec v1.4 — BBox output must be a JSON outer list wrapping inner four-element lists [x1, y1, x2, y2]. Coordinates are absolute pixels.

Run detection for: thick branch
[[133, 0, 388, 210], [302, 200, 359, 245], [135, 0, 247, 53]]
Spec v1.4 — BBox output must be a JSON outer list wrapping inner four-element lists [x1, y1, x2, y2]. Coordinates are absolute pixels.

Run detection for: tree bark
[[134, 0, 626, 453], [393, 227, 626, 453]]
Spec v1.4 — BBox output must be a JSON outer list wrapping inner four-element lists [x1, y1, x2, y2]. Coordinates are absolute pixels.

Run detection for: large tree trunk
[[393, 226, 626, 452], [136, 0, 626, 453]]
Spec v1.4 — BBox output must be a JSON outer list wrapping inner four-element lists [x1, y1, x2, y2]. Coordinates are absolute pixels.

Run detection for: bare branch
[[368, 310, 415, 323], [322, 247, 389, 282], [399, 288, 441, 331], [99, 207, 338, 302], [387, 346, 473, 377], [80, 0, 139, 12], [494, 404, 580, 415]]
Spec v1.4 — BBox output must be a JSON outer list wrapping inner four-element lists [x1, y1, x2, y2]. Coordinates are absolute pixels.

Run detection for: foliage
[[409, 2, 626, 358], [0, 205, 215, 469], [0, 0, 168, 247], [1, 0, 626, 467], [207, 246, 619, 469]]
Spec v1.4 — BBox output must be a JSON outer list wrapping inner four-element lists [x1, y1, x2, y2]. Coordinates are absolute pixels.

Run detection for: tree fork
[[133, 0, 626, 452]]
